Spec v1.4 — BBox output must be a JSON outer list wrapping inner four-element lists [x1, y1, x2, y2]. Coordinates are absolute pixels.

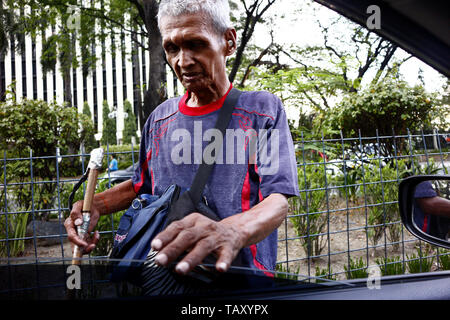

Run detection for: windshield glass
[[0, 257, 354, 300], [0, 0, 448, 304]]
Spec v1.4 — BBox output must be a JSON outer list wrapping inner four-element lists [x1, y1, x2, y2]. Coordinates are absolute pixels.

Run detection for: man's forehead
[[160, 12, 216, 38]]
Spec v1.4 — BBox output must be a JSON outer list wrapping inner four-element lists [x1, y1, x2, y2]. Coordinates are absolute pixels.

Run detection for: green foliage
[[375, 256, 404, 276], [0, 98, 95, 219], [323, 78, 438, 139], [406, 248, 435, 273], [122, 100, 138, 145], [289, 165, 330, 258], [100, 144, 139, 170], [362, 160, 409, 249], [101, 100, 117, 146], [0, 99, 93, 155], [314, 266, 336, 283], [344, 256, 368, 279], [275, 264, 301, 281], [437, 249, 450, 270], [0, 211, 29, 257]]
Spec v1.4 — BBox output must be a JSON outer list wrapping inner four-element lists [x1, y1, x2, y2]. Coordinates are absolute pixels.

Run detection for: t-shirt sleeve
[[131, 118, 153, 195], [256, 94, 299, 199], [414, 181, 437, 199]]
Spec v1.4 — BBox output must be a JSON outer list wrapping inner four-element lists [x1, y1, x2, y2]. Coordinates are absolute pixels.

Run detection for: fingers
[[215, 246, 235, 273], [151, 213, 241, 275], [65, 200, 100, 251], [153, 228, 200, 267], [83, 231, 100, 254], [70, 200, 83, 228], [65, 216, 87, 247], [151, 217, 196, 251], [174, 238, 215, 275]]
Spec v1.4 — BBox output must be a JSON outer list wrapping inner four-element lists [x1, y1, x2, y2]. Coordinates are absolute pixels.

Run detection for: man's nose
[[178, 49, 195, 68]]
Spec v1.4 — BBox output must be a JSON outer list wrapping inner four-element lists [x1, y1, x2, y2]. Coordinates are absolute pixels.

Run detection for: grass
[[375, 256, 404, 276], [406, 248, 435, 273], [437, 249, 450, 270], [344, 257, 368, 279], [315, 266, 337, 283]]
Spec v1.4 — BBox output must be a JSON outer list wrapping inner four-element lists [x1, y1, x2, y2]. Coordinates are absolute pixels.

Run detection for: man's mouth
[[182, 72, 202, 81]]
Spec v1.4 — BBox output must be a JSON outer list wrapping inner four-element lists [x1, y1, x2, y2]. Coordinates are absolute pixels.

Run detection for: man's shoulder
[[237, 90, 284, 121], [151, 96, 181, 122]]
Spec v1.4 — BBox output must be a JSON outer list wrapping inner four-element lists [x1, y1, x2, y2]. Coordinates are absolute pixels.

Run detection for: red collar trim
[[179, 84, 233, 116]]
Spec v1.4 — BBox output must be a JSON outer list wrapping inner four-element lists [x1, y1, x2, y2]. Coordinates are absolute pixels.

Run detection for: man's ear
[[224, 28, 237, 56]]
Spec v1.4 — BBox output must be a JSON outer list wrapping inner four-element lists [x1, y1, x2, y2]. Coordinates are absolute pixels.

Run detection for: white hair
[[157, 0, 232, 35]]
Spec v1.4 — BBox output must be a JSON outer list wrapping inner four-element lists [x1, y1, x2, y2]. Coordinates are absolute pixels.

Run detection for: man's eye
[[188, 41, 205, 49], [165, 45, 179, 53]]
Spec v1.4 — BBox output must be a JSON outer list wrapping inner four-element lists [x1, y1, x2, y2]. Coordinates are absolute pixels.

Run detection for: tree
[[228, 0, 278, 84], [1, 1, 277, 126], [101, 100, 117, 146], [322, 77, 438, 156], [242, 8, 413, 118], [82, 101, 98, 151], [122, 99, 138, 145]]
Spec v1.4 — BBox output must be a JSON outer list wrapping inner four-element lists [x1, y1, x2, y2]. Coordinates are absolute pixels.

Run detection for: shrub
[[363, 160, 408, 249], [406, 248, 435, 273], [315, 266, 336, 283], [437, 249, 450, 270], [375, 256, 404, 276], [344, 256, 368, 279], [289, 164, 330, 259], [275, 264, 301, 281], [0, 98, 94, 220], [99, 144, 140, 170]]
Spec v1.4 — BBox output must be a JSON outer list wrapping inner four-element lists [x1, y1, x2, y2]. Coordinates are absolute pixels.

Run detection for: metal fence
[[1, 130, 449, 286]]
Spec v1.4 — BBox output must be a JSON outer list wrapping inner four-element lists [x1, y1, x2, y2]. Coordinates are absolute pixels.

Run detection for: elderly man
[[65, 0, 298, 287]]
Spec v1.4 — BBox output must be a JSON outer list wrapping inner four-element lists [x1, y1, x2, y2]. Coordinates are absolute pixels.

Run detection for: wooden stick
[[71, 169, 99, 265]]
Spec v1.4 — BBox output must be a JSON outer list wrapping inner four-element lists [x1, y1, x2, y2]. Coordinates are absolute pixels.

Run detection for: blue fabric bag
[[109, 185, 181, 283]]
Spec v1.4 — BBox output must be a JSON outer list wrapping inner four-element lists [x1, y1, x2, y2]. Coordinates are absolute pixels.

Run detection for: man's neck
[[187, 80, 231, 107]]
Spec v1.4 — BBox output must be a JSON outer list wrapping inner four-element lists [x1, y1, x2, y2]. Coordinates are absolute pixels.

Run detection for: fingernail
[[155, 253, 168, 266], [176, 261, 190, 274], [217, 262, 228, 272], [74, 218, 82, 226], [151, 238, 162, 250]]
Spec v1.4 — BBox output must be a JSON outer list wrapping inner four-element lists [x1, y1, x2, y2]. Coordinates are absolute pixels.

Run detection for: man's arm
[[64, 179, 137, 252], [150, 193, 289, 275], [418, 196, 450, 218]]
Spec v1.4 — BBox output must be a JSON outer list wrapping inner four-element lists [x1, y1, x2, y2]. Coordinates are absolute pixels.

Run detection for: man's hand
[[64, 180, 137, 255], [150, 193, 289, 275], [64, 200, 100, 254], [151, 212, 247, 275]]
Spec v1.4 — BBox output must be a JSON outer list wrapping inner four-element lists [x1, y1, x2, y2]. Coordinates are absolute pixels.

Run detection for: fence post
[[55, 147, 65, 260], [29, 148, 38, 262], [300, 131, 311, 278], [3, 151, 11, 261]]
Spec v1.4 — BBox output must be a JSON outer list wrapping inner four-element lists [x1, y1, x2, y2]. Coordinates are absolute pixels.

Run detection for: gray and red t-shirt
[[132, 85, 299, 274]]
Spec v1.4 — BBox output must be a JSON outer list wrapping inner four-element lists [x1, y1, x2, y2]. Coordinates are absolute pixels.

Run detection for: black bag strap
[[188, 87, 242, 205]]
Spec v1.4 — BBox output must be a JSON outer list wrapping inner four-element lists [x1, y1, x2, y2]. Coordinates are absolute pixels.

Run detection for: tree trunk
[[141, 0, 167, 127], [132, 40, 144, 131], [63, 70, 72, 107]]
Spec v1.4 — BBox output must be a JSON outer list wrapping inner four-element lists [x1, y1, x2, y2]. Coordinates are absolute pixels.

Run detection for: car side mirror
[[399, 175, 450, 249]]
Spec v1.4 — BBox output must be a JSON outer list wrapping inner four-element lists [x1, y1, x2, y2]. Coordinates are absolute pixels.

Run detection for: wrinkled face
[[159, 13, 229, 93]]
